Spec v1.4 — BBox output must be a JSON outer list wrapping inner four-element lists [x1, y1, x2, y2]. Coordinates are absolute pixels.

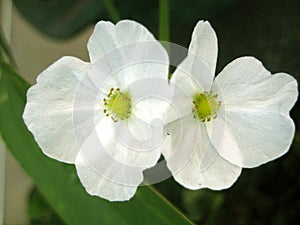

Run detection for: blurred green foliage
[[29, 188, 66, 225], [5, 0, 300, 224], [13, 0, 238, 39]]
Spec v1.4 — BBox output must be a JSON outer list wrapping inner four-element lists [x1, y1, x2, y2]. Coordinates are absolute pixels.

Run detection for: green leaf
[[12, 0, 106, 39], [12, 0, 239, 39], [28, 187, 66, 225], [0, 62, 194, 225], [0, 27, 17, 66]]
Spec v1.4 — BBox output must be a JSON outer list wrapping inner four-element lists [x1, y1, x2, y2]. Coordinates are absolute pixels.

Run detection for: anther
[[192, 90, 221, 122], [103, 88, 132, 122]]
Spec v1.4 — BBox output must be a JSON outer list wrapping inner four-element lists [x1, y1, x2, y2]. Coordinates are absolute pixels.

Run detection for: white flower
[[163, 21, 298, 190], [23, 20, 170, 201]]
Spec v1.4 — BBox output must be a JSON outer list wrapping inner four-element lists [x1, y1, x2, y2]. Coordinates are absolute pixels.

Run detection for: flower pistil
[[192, 91, 221, 122], [104, 88, 132, 122]]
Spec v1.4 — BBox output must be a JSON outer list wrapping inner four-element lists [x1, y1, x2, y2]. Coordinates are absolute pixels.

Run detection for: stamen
[[103, 88, 132, 122], [192, 91, 221, 122]]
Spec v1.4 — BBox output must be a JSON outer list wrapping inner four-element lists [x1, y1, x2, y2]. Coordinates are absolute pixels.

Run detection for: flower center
[[192, 91, 221, 122], [103, 88, 132, 122]]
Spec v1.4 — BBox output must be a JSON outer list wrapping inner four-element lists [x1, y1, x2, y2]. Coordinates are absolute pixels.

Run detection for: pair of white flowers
[[23, 20, 298, 201]]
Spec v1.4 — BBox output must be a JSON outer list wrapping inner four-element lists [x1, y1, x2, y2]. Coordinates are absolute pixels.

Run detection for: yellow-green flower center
[[103, 88, 132, 122], [192, 91, 221, 122]]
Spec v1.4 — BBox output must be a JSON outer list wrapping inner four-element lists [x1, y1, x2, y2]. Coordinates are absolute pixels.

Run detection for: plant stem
[[159, 0, 170, 43], [0, 139, 5, 224], [102, 0, 121, 23], [0, 27, 17, 67]]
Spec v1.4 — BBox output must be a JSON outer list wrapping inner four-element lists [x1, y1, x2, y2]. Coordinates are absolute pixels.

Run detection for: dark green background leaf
[[28, 188, 66, 225], [12, 0, 106, 39], [0, 62, 194, 225], [12, 0, 239, 39]]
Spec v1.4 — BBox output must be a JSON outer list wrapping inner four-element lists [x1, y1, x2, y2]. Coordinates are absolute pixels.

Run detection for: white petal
[[112, 40, 168, 87], [207, 109, 296, 168], [88, 20, 162, 63], [210, 56, 298, 168], [87, 20, 169, 93], [23, 56, 91, 163], [172, 50, 214, 94], [163, 115, 241, 190], [189, 20, 218, 76], [129, 78, 175, 123], [75, 152, 138, 201], [96, 117, 161, 168], [169, 58, 212, 124], [213, 57, 298, 114], [87, 21, 115, 64], [170, 63, 200, 97], [163, 75, 199, 125], [88, 20, 153, 63], [170, 20, 217, 97], [75, 118, 159, 201]]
